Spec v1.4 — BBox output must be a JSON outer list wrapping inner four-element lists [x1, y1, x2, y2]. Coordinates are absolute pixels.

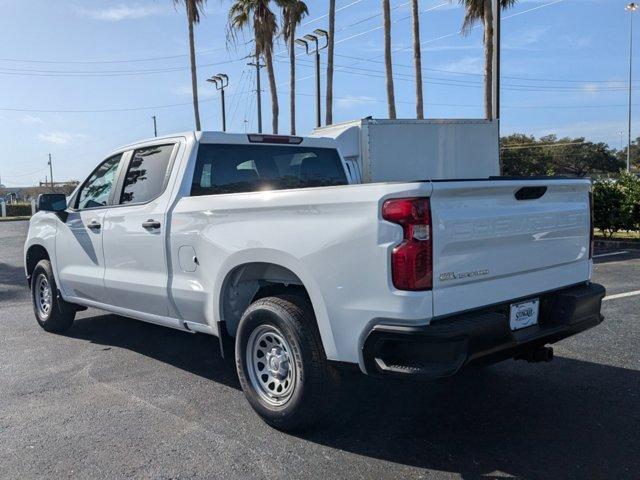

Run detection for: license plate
[[509, 299, 539, 331]]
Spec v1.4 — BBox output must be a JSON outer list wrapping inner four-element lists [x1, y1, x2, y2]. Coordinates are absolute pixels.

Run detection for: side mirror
[[38, 193, 67, 212]]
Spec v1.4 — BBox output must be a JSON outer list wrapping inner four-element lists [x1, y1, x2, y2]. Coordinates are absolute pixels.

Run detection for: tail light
[[588, 191, 594, 259], [382, 197, 432, 291]]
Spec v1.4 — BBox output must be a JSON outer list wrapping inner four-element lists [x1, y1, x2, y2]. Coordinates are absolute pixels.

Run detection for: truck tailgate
[[429, 179, 592, 317]]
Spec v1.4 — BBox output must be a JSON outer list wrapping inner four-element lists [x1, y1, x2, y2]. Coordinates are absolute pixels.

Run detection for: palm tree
[[457, 0, 516, 119], [278, 0, 308, 135], [412, 0, 424, 119], [173, 0, 207, 131], [228, 0, 280, 133], [325, 0, 336, 125], [382, 0, 396, 119]]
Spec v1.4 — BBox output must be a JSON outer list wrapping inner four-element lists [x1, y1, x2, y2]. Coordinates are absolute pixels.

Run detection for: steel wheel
[[35, 273, 52, 318], [246, 325, 297, 406]]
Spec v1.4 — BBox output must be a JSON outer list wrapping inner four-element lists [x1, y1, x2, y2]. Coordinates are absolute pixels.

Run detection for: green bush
[[4, 203, 32, 217], [593, 173, 640, 237]]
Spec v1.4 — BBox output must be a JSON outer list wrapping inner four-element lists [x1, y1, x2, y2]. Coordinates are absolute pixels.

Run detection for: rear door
[[429, 179, 592, 317], [102, 142, 180, 318]]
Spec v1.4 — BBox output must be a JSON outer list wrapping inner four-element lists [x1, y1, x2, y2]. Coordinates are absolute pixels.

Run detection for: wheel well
[[220, 263, 311, 338], [26, 245, 50, 278]]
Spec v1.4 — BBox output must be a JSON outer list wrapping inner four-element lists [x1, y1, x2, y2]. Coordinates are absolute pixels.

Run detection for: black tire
[[31, 259, 75, 333], [235, 295, 338, 431]]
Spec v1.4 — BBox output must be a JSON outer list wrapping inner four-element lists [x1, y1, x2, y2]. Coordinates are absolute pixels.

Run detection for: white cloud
[[437, 56, 483, 75], [336, 95, 377, 109], [78, 4, 165, 22], [173, 84, 217, 100], [19, 114, 44, 125], [38, 132, 86, 145], [506, 26, 549, 48]]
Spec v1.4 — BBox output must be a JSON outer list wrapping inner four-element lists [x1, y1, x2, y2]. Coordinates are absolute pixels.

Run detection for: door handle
[[142, 219, 161, 230], [87, 220, 101, 231]]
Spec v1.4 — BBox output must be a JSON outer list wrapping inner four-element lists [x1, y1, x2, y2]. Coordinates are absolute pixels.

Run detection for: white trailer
[[312, 118, 500, 183]]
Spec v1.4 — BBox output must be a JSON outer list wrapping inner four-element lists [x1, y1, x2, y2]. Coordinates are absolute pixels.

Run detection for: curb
[[595, 239, 640, 251]]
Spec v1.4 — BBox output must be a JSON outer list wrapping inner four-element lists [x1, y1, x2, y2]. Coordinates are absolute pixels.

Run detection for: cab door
[[102, 143, 179, 319], [55, 153, 125, 303]]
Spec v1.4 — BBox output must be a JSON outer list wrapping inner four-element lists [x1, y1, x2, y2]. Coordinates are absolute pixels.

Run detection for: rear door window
[[119, 144, 175, 204], [191, 144, 348, 196]]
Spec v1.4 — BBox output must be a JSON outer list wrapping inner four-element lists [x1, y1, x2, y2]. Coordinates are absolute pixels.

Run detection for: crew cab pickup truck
[[25, 131, 605, 430]]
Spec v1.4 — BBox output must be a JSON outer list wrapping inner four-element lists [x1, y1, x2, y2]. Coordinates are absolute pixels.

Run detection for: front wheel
[[235, 295, 338, 431], [31, 259, 75, 333]]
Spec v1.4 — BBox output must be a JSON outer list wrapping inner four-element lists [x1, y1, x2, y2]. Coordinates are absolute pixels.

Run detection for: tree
[[501, 133, 623, 177], [616, 136, 640, 172], [173, 0, 207, 131], [325, 0, 336, 125], [382, 0, 396, 118], [228, 0, 280, 133], [411, 0, 424, 119], [457, 0, 516, 119], [277, 0, 308, 135]]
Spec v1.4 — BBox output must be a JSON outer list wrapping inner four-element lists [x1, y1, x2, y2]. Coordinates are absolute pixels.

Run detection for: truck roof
[[112, 131, 337, 154]]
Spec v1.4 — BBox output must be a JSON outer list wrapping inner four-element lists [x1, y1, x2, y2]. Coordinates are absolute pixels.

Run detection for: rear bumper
[[362, 282, 606, 380]]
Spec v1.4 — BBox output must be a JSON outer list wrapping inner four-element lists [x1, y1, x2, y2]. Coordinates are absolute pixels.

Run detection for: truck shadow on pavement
[[67, 313, 638, 480], [0, 262, 30, 303]]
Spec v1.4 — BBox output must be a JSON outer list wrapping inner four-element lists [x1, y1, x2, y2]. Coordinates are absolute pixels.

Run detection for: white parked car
[[25, 131, 605, 430]]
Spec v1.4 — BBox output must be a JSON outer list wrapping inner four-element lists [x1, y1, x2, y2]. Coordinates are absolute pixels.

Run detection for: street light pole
[[296, 29, 328, 129], [207, 74, 229, 132], [152, 115, 158, 137], [627, 3, 638, 173]]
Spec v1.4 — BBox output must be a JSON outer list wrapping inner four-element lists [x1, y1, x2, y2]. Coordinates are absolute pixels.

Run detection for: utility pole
[[627, 3, 638, 173], [152, 115, 158, 137], [247, 54, 265, 133], [296, 29, 329, 129], [207, 74, 229, 132], [47, 154, 53, 191]]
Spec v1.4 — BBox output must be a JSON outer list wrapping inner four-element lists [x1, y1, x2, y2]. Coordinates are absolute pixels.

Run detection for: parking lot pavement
[[1, 220, 638, 480]]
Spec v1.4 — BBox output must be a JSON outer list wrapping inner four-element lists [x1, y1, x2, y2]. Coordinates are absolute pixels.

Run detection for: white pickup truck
[[25, 131, 605, 430]]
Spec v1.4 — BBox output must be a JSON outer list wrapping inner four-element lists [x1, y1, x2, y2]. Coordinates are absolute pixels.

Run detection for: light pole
[[627, 2, 638, 172], [207, 73, 229, 132], [296, 29, 328, 129], [152, 115, 158, 137]]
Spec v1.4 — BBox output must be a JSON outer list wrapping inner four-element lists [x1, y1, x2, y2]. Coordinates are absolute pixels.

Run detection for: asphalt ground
[[1, 220, 638, 479]]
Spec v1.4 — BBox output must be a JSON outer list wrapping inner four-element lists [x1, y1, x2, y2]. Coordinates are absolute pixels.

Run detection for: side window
[[119, 144, 174, 205], [76, 154, 122, 210], [191, 144, 347, 196]]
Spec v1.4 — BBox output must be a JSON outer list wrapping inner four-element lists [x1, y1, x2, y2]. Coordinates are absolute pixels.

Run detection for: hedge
[[593, 173, 640, 237], [4, 203, 33, 217]]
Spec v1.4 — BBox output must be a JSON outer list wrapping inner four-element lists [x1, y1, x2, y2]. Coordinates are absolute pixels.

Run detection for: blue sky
[[0, 0, 636, 186]]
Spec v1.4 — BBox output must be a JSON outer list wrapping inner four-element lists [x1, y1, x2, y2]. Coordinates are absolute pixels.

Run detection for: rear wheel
[[235, 295, 338, 431], [31, 260, 75, 333]]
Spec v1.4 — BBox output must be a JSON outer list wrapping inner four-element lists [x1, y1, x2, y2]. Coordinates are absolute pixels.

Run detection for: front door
[[55, 153, 124, 303], [102, 143, 178, 318]]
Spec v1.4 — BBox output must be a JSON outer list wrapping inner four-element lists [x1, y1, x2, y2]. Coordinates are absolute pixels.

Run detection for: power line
[[332, 53, 638, 85], [0, 47, 227, 65], [289, 56, 638, 93]]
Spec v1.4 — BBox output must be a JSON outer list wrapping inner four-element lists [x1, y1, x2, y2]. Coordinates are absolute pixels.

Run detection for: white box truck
[[312, 118, 500, 182]]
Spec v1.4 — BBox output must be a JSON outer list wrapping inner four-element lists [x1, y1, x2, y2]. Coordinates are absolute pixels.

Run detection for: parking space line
[[593, 251, 629, 259], [603, 290, 640, 301]]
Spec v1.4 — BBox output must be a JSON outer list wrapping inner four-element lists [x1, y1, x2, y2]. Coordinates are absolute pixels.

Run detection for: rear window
[[190, 144, 348, 196]]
